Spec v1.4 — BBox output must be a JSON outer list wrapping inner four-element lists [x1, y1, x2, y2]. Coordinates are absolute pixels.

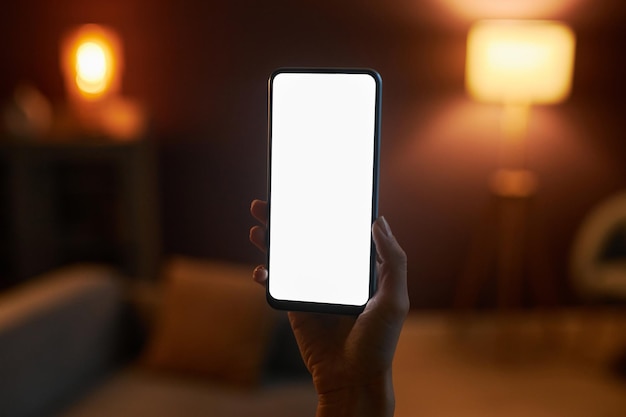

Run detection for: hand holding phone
[[250, 200, 409, 417]]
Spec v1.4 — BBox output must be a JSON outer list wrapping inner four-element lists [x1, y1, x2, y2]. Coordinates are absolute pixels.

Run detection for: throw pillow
[[142, 256, 276, 387]]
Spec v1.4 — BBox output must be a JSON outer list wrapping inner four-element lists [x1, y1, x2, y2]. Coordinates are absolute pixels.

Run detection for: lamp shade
[[60, 24, 123, 102], [466, 20, 575, 104]]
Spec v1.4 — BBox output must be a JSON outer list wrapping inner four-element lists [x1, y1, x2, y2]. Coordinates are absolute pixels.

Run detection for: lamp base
[[455, 169, 557, 310], [489, 169, 538, 198]]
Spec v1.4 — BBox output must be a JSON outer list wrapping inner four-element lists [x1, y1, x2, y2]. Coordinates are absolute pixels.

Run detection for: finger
[[371, 216, 409, 314], [373, 217, 407, 276], [249, 225, 267, 253], [250, 200, 268, 225], [252, 265, 268, 287]]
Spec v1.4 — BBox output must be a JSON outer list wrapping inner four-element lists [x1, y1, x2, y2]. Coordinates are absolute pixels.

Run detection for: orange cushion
[[142, 257, 276, 387]]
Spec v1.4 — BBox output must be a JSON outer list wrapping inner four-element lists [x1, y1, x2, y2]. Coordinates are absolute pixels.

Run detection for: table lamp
[[59, 24, 144, 140], [61, 24, 123, 104], [457, 20, 576, 309], [466, 19, 575, 197]]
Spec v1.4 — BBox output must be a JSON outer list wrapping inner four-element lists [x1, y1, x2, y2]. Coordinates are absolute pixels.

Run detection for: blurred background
[[1, 0, 626, 416], [1, 0, 626, 306]]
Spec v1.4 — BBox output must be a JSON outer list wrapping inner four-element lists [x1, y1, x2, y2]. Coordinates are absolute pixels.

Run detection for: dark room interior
[[1, 0, 626, 416]]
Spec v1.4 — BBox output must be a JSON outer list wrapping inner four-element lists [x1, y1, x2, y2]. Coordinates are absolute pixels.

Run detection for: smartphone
[[266, 68, 382, 314]]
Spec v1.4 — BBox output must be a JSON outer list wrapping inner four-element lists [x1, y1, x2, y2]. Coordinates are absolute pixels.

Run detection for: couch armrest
[[0, 264, 126, 417]]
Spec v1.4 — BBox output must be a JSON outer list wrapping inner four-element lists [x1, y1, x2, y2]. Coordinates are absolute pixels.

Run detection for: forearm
[[315, 372, 395, 417]]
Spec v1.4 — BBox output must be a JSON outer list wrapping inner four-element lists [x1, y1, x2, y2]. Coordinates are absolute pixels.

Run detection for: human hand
[[250, 199, 409, 417]]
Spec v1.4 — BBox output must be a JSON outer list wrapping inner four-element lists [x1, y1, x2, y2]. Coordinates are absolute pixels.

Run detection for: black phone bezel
[[265, 67, 382, 315]]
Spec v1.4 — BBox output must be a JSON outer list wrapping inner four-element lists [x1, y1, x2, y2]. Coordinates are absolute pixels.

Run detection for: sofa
[[0, 260, 318, 417]]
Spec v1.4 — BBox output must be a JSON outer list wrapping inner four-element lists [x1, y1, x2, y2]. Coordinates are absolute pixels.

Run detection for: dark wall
[[1, 0, 625, 307]]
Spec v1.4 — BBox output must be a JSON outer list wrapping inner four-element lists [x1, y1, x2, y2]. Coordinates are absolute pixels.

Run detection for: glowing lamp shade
[[75, 41, 110, 94], [61, 24, 123, 101], [466, 20, 575, 104]]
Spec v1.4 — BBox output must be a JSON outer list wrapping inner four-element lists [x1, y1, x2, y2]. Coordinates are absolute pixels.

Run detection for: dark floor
[[393, 310, 626, 417]]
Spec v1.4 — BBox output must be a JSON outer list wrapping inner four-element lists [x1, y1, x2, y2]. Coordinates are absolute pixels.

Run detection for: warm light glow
[[466, 20, 575, 104], [59, 25, 145, 139], [75, 41, 110, 95], [61, 24, 122, 101], [437, 0, 583, 23]]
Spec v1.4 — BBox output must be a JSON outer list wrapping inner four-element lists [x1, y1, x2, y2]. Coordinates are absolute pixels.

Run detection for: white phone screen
[[268, 71, 379, 308]]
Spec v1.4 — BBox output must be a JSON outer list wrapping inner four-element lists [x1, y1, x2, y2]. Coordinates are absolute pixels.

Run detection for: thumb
[[372, 217, 409, 312], [373, 217, 407, 275]]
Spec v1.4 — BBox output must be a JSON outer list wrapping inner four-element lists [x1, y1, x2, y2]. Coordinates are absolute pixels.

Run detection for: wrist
[[315, 372, 395, 417]]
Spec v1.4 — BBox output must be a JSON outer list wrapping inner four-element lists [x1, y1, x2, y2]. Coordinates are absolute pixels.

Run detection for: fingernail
[[253, 265, 267, 279]]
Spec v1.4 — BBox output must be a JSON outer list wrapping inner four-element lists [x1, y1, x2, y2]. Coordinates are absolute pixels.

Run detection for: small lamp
[[466, 19, 575, 196], [61, 24, 123, 104], [60, 24, 144, 140]]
